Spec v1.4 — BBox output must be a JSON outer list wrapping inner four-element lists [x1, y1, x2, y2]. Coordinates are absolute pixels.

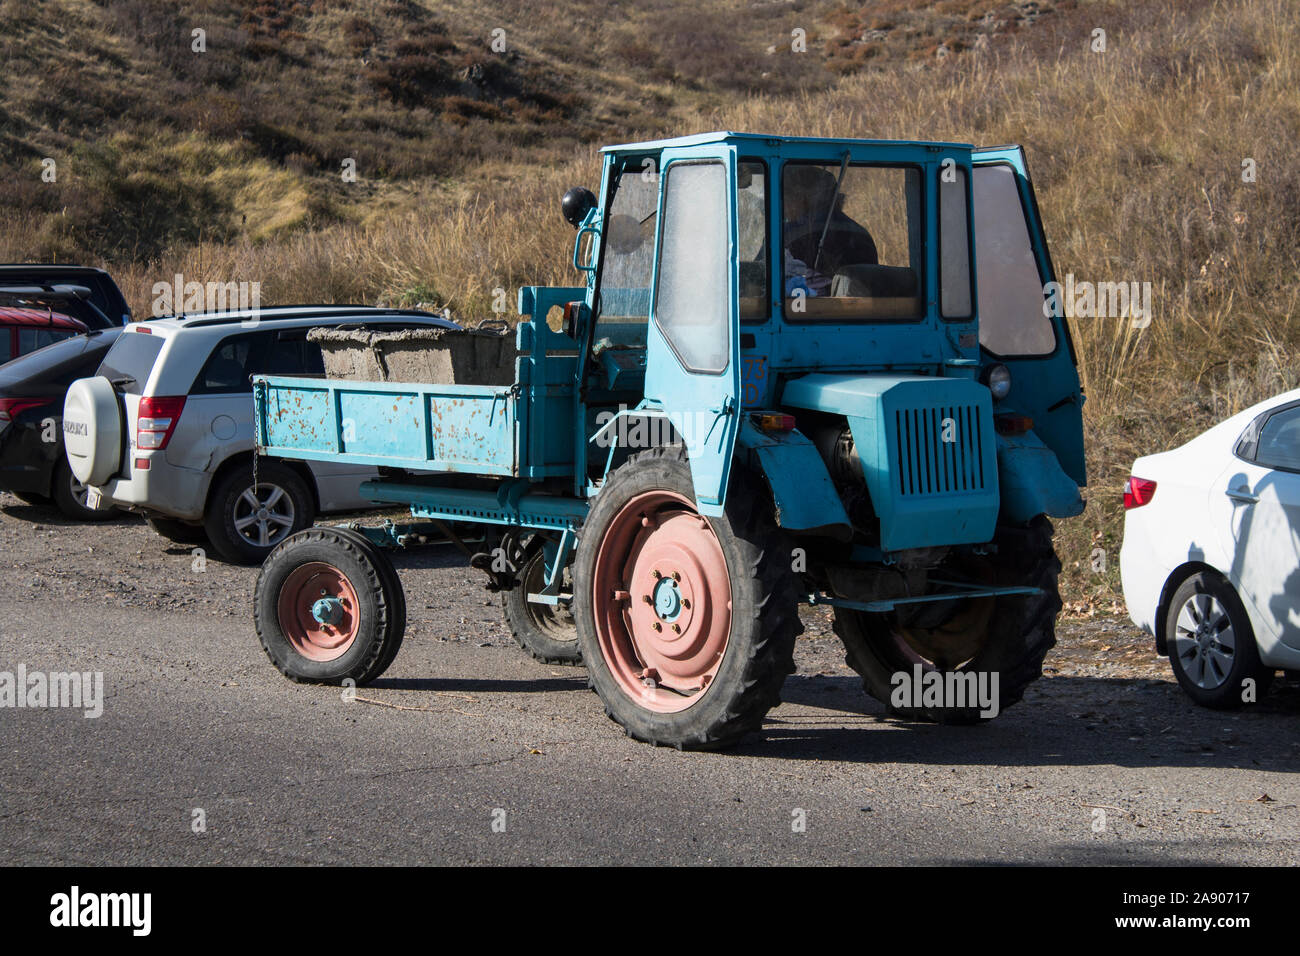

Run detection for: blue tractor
[[251, 132, 1085, 749]]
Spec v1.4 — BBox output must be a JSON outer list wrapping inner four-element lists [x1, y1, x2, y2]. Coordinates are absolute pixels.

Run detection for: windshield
[[592, 164, 658, 353], [592, 158, 767, 354]]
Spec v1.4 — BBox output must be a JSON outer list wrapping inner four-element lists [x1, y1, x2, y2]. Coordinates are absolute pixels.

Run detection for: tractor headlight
[[982, 363, 1012, 400]]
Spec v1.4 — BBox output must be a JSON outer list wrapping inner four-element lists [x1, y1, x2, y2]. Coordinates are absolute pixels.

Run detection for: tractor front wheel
[[503, 550, 582, 665], [573, 446, 800, 749]]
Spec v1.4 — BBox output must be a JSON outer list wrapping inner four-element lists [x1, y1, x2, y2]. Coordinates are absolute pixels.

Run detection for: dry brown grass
[[3, 0, 1297, 613]]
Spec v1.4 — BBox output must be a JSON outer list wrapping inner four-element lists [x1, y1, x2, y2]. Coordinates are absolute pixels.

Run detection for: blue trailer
[[252, 132, 1085, 749]]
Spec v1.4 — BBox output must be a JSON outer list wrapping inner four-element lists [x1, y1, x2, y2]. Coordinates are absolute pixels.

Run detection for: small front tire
[[574, 446, 800, 750], [255, 527, 406, 685], [503, 550, 581, 665]]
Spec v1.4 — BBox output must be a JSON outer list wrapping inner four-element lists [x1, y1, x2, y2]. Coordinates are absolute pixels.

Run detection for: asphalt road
[[2, 495, 1300, 865]]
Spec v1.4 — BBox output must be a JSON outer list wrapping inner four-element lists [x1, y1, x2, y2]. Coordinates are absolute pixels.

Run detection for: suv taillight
[[1123, 476, 1157, 509], [0, 397, 53, 424], [136, 396, 186, 450]]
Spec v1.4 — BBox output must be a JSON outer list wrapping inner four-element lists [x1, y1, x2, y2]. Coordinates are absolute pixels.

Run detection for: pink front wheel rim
[[591, 490, 732, 714], [278, 562, 362, 662]]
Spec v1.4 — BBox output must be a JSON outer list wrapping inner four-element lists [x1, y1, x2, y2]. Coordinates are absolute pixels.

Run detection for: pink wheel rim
[[591, 490, 732, 714], [278, 562, 361, 662]]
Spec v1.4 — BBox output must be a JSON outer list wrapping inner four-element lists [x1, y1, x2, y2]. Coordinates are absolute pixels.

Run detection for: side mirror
[[561, 186, 597, 228]]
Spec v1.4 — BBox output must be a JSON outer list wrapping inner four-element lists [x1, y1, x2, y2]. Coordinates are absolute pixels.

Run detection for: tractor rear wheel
[[573, 446, 800, 749], [834, 516, 1061, 723], [503, 550, 582, 665]]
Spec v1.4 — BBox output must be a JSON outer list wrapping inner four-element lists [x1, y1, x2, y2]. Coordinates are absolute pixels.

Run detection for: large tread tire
[[1165, 571, 1271, 709], [573, 445, 801, 750], [835, 515, 1061, 723], [205, 460, 316, 565], [255, 527, 405, 685], [503, 550, 582, 665]]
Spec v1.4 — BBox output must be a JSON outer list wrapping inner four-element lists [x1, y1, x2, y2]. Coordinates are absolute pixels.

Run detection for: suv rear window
[[192, 329, 324, 394], [97, 331, 166, 394]]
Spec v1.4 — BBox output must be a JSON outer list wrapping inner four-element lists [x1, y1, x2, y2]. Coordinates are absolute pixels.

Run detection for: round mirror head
[[562, 186, 597, 228]]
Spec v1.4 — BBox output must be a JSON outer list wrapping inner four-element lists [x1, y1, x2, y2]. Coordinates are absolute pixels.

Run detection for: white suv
[[63, 306, 457, 563]]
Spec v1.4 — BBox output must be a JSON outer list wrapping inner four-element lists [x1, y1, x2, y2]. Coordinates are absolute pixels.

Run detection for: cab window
[[972, 163, 1057, 356], [738, 161, 768, 322], [653, 161, 729, 374], [593, 162, 658, 352], [782, 162, 923, 322]]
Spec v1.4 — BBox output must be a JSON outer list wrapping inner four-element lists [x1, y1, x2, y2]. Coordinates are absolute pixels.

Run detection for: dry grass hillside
[[1, 0, 1297, 612]]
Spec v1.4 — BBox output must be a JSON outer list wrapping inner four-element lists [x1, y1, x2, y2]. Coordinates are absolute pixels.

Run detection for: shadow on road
[[368, 675, 587, 695], [0, 500, 142, 527], [732, 673, 1300, 772]]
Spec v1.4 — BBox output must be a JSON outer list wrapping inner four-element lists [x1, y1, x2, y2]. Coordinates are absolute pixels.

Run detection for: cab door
[[643, 145, 741, 515], [972, 146, 1086, 485]]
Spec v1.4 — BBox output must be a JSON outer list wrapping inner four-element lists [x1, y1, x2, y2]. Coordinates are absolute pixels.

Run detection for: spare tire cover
[[63, 376, 122, 486]]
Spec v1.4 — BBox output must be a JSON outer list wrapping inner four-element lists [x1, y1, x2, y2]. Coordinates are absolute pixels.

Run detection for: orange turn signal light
[[753, 413, 797, 432], [994, 414, 1034, 435]]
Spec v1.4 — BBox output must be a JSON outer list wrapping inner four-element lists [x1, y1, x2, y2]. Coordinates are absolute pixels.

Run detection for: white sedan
[[1121, 387, 1300, 707]]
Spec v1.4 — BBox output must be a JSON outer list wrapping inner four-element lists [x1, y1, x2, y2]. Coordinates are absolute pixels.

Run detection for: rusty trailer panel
[[254, 375, 522, 476]]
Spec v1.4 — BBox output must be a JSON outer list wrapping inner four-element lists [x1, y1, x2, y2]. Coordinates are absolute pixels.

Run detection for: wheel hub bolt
[[652, 622, 662, 632], [671, 571, 681, 582], [651, 569, 661, 580], [682, 598, 691, 609], [642, 594, 653, 604], [671, 623, 681, 633]]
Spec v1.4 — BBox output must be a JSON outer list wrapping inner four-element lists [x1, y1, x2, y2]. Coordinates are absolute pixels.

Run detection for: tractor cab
[[566, 132, 1083, 539]]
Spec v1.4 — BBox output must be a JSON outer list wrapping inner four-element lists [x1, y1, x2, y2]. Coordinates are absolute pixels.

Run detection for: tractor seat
[[830, 264, 919, 298]]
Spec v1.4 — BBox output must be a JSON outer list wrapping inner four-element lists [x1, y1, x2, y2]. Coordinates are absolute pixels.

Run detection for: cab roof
[[601, 130, 975, 155]]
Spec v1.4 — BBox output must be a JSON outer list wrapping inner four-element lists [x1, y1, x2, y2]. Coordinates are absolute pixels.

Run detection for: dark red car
[[0, 308, 88, 365]]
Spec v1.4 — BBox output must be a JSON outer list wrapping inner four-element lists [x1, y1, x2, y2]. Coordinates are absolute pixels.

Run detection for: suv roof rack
[[177, 306, 443, 329]]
